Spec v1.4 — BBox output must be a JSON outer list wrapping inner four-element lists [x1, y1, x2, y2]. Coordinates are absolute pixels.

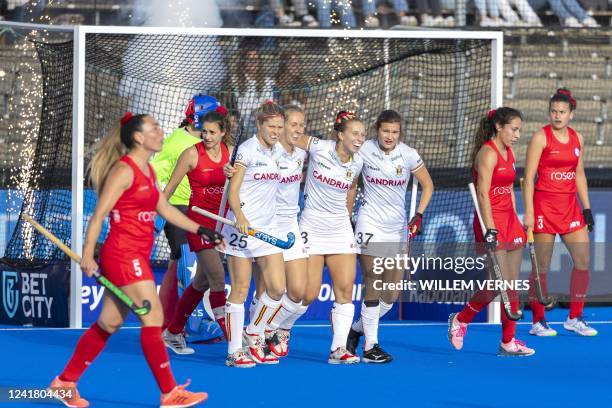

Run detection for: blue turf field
[[1, 307, 612, 408]]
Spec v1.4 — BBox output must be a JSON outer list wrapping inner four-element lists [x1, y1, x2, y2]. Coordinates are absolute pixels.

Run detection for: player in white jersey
[[243, 105, 310, 358], [290, 111, 365, 364], [222, 101, 287, 368], [349, 110, 434, 363]]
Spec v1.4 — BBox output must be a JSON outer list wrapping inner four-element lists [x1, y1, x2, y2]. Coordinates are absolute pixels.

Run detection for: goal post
[[0, 22, 503, 327]]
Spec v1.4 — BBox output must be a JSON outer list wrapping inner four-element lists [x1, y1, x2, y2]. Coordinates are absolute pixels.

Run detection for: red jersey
[[535, 124, 580, 194], [101, 156, 159, 259], [187, 142, 229, 212], [473, 140, 515, 212]]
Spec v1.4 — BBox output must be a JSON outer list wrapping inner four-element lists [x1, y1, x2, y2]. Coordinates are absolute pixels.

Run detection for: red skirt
[[474, 209, 526, 251], [185, 207, 218, 252], [533, 190, 585, 235], [99, 246, 154, 287]]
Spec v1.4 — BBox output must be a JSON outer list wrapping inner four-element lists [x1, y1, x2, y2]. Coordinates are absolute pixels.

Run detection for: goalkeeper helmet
[[185, 95, 220, 130]]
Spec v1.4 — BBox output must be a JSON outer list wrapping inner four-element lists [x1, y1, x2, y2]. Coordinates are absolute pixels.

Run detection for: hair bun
[[120, 111, 134, 126]]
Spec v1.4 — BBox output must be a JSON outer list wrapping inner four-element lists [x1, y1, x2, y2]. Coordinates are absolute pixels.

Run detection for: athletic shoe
[[301, 14, 319, 27], [328, 347, 360, 364], [49, 377, 89, 408], [364, 15, 380, 28], [346, 327, 362, 355], [447, 313, 468, 350], [362, 344, 393, 364], [498, 338, 535, 357], [278, 14, 300, 27], [529, 320, 557, 337], [162, 329, 195, 355], [564, 316, 598, 336], [581, 17, 600, 28], [266, 329, 290, 357], [225, 350, 256, 368], [564, 17, 582, 27], [243, 331, 279, 364], [160, 379, 207, 407], [400, 15, 418, 27]]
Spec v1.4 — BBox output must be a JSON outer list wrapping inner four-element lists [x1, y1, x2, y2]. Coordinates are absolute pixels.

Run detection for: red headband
[[336, 111, 355, 123], [557, 90, 577, 108], [216, 106, 228, 116], [487, 109, 496, 120], [120, 111, 134, 126]]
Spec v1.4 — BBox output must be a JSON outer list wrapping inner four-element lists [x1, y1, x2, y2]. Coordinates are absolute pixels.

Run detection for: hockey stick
[[216, 109, 248, 232], [468, 183, 522, 321], [191, 206, 295, 250], [519, 178, 555, 308], [22, 214, 152, 316]]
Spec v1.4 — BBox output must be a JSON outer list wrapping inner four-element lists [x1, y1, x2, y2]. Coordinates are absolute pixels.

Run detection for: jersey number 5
[[132, 259, 143, 277]]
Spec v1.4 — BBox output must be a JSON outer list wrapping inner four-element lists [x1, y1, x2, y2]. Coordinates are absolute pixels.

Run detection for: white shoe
[[279, 14, 301, 27], [162, 329, 195, 355], [328, 347, 360, 364], [243, 330, 279, 364], [564, 17, 582, 27], [364, 15, 380, 28], [301, 14, 319, 27], [432, 16, 445, 26], [529, 320, 558, 337], [564, 316, 598, 336], [581, 17, 600, 28], [443, 16, 455, 27], [400, 15, 418, 27]]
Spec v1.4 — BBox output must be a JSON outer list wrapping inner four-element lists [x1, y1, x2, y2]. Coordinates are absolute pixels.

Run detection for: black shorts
[[164, 205, 189, 260]]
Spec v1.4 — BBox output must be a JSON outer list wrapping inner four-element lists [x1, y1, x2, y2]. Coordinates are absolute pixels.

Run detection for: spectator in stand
[[470, 0, 507, 26], [414, 0, 455, 26], [362, 0, 418, 27], [497, 0, 543, 26], [272, 0, 319, 26], [317, 0, 357, 28], [528, 0, 600, 26]]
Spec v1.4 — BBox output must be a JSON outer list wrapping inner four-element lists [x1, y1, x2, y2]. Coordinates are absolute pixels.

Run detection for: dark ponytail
[[471, 107, 522, 167], [550, 88, 577, 111]]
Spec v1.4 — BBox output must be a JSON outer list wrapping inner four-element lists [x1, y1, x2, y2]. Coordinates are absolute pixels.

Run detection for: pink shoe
[[48, 377, 89, 408], [498, 338, 535, 356], [447, 313, 468, 350]]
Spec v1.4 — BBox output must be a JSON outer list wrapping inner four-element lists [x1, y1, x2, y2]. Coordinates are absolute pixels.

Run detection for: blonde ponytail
[[89, 122, 127, 194]]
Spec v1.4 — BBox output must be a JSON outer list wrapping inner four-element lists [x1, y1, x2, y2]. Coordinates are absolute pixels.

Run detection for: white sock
[[280, 304, 308, 330], [246, 292, 281, 336], [351, 299, 394, 334], [267, 293, 302, 331], [379, 300, 393, 318], [330, 302, 355, 351], [362, 303, 381, 351], [248, 297, 258, 322], [226, 302, 244, 354]]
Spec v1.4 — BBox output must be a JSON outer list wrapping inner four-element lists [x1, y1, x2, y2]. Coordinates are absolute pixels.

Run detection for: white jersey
[[276, 146, 307, 218], [232, 136, 282, 228], [357, 139, 424, 227], [302, 138, 363, 217]]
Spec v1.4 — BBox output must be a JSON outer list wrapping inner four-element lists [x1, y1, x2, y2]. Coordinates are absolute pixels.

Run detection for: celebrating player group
[[47, 88, 597, 407]]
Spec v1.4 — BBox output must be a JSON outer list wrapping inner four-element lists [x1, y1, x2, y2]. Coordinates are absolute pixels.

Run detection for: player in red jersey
[[523, 88, 597, 337], [448, 107, 535, 357], [162, 110, 233, 353], [49, 113, 223, 408]]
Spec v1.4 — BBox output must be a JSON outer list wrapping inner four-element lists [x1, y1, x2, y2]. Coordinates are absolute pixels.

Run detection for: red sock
[[570, 268, 589, 319], [209, 290, 226, 320], [60, 322, 111, 382], [167, 284, 204, 335], [160, 260, 179, 330], [501, 289, 519, 343], [529, 272, 548, 323], [141, 326, 176, 394], [457, 289, 495, 324]]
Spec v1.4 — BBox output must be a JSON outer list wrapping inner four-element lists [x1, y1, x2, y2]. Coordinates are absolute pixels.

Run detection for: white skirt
[[354, 215, 408, 258], [277, 215, 309, 262], [220, 223, 282, 259], [299, 209, 358, 255]]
